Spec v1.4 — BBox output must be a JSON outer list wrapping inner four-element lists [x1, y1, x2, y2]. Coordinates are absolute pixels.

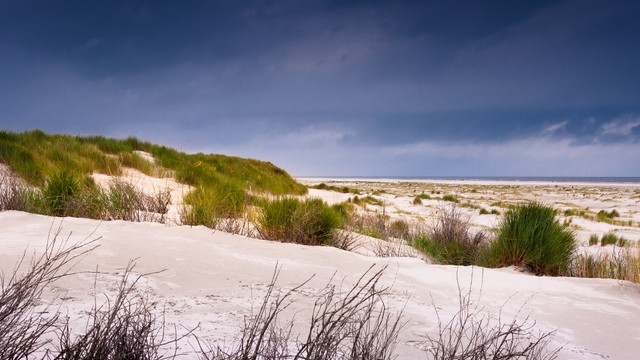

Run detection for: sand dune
[[1, 210, 639, 359]]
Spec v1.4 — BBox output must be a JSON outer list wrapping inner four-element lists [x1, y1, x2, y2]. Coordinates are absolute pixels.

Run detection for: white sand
[[1, 211, 639, 359]]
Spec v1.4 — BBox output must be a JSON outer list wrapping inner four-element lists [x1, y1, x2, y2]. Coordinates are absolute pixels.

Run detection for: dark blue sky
[[1, 0, 639, 176]]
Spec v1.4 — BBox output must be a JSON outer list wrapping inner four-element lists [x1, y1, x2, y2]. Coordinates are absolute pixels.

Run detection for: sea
[[302, 176, 640, 184]]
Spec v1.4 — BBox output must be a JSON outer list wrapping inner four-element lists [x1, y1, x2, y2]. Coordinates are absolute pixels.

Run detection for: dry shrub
[[0, 173, 28, 211], [425, 270, 560, 360], [55, 262, 187, 360], [568, 247, 640, 283], [347, 211, 389, 239], [346, 205, 410, 241], [100, 179, 171, 223], [412, 206, 487, 265], [198, 265, 403, 360], [0, 228, 98, 359]]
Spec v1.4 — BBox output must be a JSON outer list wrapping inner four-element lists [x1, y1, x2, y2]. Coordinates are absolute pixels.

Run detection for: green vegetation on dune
[[0, 130, 306, 228], [0, 130, 306, 196]]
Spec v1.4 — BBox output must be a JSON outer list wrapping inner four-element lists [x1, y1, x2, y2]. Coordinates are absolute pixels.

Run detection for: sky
[[1, 0, 639, 177]]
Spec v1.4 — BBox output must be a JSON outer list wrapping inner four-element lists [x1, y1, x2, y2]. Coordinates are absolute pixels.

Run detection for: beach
[[1, 170, 640, 358]]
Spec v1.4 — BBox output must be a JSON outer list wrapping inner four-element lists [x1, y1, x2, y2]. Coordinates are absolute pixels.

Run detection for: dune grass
[[309, 182, 360, 194], [600, 232, 627, 247], [0, 130, 305, 195], [1, 170, 170, 222], [411, 207, 487, 266], [485, 203, 576, 276], [255, 197, 352, 249], [568, 247, 640, 283], [1, 130, 307, 231]]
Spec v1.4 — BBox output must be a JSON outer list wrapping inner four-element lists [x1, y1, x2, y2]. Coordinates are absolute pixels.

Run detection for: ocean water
[[308, 176, 640, 184]]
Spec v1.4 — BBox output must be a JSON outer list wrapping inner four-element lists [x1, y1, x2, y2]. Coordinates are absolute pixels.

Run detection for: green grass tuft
[[486, 202, 576, 276], [256, 197, 348, 248]]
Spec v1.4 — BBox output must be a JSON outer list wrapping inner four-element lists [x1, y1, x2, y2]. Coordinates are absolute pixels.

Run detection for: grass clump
[[479, 208, 500, 215], [599, 232, 627, 247], [569, 248, 640, 283], [180, 181, 247, 228], [42, 170, 79, 216], [310, 183, 360, 194], [597, 209, 620, 220], [411, 207, 487, 266], [413, 193, 431, 205], [441, 194, 458, 203], [255, 197, 350, 248], [351, 195, 384, 207], [588, 234, 599, 246], [486, 203, 576, 276]]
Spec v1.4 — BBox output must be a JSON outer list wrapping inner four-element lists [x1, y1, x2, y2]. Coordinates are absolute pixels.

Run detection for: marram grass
[[486, 202, 576, 276]]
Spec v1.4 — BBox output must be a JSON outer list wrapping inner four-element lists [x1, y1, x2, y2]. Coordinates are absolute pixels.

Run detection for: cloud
[[600, 115, 640, 136], [542, 121, 568, 135]]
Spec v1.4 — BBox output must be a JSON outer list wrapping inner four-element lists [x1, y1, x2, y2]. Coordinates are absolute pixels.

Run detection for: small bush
[[490, 209, 501, 215], [588, 234, 599, 246], [487, 203, 576, 276], [352, 195, 384, 207], [479, 208, 489, 215], [412, 196, 423, 205]]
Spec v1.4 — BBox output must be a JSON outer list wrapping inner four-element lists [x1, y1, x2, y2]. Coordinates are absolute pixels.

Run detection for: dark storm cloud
[[1, 0, 639, 175]]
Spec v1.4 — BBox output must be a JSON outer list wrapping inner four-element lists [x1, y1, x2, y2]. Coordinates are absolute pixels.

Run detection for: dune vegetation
[[0, 129, 306, 224], [0, 129, 305, 194]]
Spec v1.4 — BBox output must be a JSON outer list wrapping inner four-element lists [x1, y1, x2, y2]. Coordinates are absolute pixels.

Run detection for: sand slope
[[1, 211, 639, 359]]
